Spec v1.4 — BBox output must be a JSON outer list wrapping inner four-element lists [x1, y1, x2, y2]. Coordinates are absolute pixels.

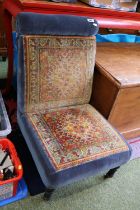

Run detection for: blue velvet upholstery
[[16, 12, 131, 190], [16, 13, 99, 36]]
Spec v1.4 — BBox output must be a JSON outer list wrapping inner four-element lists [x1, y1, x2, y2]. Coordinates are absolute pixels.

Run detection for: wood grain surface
[[93, 43, 140, 140]]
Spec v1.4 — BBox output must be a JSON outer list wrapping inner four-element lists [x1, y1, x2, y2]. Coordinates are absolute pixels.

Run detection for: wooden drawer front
[[109, 86, 140, 139]]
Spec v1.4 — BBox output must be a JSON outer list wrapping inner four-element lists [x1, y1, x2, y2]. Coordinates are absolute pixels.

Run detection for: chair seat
[[18, 104, 131, 188]]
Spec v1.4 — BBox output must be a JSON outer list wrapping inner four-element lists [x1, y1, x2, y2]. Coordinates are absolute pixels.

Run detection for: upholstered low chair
[[16, 12, 131, 200]]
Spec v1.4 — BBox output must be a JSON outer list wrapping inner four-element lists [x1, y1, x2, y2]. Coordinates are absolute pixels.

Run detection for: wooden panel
[[96, 43, 140, 87], [90, 66, 119, 118], [109, 87, 140, 139], [94, 43, 140, 139], [122, 128, 140, 140]]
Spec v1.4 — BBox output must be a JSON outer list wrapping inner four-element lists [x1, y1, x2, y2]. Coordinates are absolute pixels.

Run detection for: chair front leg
[[104, 166, 120, 179], [43, 188, 55, 201]]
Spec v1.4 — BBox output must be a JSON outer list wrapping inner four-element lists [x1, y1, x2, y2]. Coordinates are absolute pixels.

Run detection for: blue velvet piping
[[17, 36, 25, 114]]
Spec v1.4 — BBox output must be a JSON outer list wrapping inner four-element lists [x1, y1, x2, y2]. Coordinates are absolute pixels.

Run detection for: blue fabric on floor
[[0, 179, 28, 207]]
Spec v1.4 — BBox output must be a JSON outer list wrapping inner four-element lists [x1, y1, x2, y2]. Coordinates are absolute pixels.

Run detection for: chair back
[[16, 13, 98, 113]]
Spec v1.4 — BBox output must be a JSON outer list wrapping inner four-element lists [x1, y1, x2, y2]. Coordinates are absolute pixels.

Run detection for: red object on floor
[[0, 139, 23, 201]]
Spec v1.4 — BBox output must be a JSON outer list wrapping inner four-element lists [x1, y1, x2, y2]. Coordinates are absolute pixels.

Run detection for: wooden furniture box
[[91, 43, 140, 140]]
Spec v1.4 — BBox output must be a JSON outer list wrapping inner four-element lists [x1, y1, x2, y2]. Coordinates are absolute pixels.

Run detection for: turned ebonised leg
[[104, 166, 120, 179], [43, 188, 55, 201]]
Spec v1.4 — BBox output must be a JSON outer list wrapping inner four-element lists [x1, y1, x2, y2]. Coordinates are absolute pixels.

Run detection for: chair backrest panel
[[23, 35, 96, 112]]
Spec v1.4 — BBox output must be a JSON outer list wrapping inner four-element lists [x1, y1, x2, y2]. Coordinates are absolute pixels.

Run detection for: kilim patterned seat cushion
[[26, 104, 129, 172]]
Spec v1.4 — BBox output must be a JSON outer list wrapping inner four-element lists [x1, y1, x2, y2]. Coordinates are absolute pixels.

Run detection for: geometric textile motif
[[27, 104, 129, 171], [23, 36, 96, 112]]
